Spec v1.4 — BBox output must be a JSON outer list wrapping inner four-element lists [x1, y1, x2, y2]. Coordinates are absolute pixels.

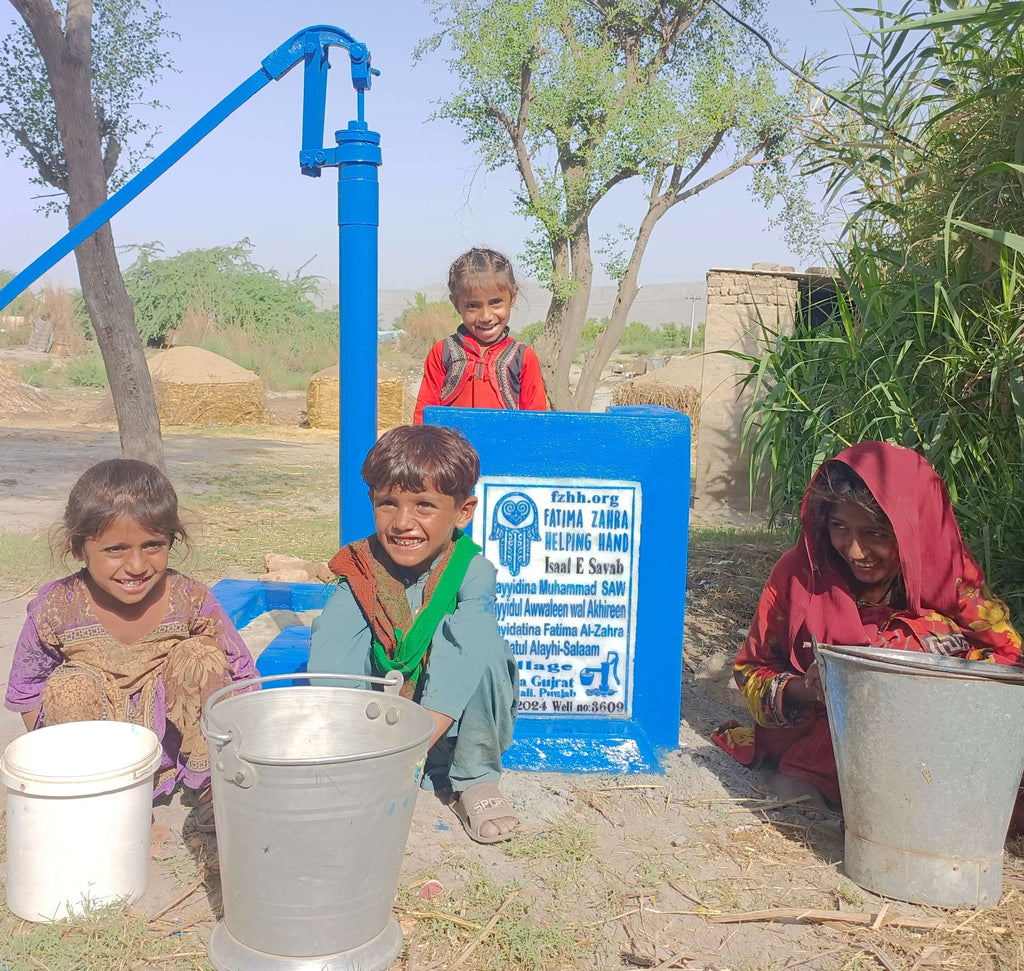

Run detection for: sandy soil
[[2, 389, 1021, 971]]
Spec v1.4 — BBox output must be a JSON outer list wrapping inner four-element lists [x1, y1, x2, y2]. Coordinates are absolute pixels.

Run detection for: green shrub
[[580, 317, 607, 348], [0, 269, 26, 316], [66, 350, 110, 388], [200, 326, 338, 391], [619, 322, 659, 355], [18, 360, 55, 388], [124, 240, 332, 347], [741, 4, 1024, 612], [517, 321, 544, 345]]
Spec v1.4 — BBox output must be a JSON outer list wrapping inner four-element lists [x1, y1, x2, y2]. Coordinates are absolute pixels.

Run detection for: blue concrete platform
[[214, 579, 331, 688], [213, 577, 669, 772]]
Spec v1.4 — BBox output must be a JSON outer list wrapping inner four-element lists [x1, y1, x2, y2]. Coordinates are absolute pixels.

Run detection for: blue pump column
[[336, 122, 381, 544]]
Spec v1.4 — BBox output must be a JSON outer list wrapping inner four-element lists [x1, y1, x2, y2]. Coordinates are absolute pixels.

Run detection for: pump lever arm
[[0, 25, 376, 310]]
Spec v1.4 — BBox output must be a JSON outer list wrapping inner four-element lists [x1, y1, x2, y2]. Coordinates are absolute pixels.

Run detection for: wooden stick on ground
[[394, 908, 483, 932], [588, 784, 666, 792], [709, 908, 944, 930], [870, 903, 888, 931], [140, 954, 209, 963], [728, 796, 818, 814], [577, 906, 641, 928], [862, 942, 900, 971], [148, 874, 207, 923]]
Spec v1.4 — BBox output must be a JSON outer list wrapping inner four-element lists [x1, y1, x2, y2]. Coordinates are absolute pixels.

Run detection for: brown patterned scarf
[[327, 532, 478, 698]]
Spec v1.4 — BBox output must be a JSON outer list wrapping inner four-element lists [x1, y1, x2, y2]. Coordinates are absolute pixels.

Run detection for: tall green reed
[[737, 1, 1024, 612], [737, 243, 1024, 611]]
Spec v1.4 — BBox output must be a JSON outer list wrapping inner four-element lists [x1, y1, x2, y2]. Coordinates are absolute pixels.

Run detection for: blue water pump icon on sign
[[580, 651, 621, 696]]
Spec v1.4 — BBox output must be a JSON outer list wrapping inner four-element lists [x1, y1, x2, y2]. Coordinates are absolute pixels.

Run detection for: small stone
[[264, 568, 315, 583], [315, 561, 335, 582], [418, 879, 444, 901]]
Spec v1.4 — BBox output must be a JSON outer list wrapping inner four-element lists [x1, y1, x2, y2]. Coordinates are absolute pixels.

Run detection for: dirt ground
[[3, 384, 1024, 971]]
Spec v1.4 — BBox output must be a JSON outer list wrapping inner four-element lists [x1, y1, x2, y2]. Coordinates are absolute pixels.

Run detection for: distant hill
[[320, 280, 707, 333]]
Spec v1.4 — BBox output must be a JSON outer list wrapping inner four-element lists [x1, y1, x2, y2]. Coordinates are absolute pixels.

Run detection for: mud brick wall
[[694, 265, 800, 518]]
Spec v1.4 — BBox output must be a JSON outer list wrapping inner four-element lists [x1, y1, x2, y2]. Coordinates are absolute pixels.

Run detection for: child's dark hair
[[362, 425, 480, 500], [807, 460, 891, 555], [61, 459, 188, 559], [448, 247, 517, 301]]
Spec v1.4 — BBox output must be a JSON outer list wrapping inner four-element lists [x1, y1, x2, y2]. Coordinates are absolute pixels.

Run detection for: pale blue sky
[[0, 1, 858, 293]]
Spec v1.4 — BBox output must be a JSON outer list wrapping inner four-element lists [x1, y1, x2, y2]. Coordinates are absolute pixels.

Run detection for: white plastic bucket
[[1, 720, 163, 921]]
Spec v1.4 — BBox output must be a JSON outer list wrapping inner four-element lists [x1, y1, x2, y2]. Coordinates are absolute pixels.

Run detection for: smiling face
[[372, 482, 477, 574], [827, 500, 901, 602], [79, 516, 171, 611], [450, 276, 517, 346]]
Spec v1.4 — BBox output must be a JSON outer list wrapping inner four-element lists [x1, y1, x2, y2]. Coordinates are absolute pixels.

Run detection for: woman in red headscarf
[[712, 441, 1021, 811]]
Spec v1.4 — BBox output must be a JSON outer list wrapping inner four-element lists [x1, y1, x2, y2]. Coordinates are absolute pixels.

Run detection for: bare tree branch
[[0, 115, 68, 190]]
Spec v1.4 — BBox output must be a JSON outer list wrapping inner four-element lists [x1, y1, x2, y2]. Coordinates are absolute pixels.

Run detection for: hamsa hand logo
[[489, 491, 540, 577]]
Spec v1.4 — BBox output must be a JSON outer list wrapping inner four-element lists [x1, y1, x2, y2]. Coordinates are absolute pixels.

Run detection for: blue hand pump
[[0, 25, 381, 544]]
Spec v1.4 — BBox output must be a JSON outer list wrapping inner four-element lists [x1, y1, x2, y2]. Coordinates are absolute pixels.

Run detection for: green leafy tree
[[1, 0, 176, 466], [123, 240, 330, 345], [0, 269, 25, 314], [421, 0, 808, 410]]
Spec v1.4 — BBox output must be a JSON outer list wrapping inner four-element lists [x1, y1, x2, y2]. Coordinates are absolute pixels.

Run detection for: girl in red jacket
[[413, 248, 548, 423]]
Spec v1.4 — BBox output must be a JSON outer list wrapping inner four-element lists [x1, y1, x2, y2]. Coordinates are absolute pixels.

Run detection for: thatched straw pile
[[307, 364, 408, 432], [0, 363, 46, 419], [147, 346, 266, 426], [612, 379, 700, 423], [612, 378, 701, 460]]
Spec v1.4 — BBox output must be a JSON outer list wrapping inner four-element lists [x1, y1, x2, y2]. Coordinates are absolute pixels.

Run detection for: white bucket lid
[[1, 721, 163, 797]]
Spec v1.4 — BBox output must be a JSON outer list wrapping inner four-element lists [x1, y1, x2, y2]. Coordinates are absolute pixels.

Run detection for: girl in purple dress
[[5, 459, 256, 829]]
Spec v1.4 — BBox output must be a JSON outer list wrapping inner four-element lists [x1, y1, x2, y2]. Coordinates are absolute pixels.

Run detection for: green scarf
[[370, 532, 481, 688]]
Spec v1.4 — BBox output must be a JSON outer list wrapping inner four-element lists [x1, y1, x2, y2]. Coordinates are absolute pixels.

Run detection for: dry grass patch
[[395, 865, 587, 971], [1, 904, 208, 970]]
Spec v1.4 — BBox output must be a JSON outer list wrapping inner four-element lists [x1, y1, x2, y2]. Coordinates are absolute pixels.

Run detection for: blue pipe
[[336, 121, 381, 544], [0, 68, 271, 311]]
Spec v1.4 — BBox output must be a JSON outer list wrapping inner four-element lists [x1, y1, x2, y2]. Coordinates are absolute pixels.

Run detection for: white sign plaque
[[473, 477, 641, 716]]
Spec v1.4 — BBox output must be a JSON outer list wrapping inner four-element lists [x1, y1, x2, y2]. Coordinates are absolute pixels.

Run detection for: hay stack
[[147, 346, 265, 426], [0, 363, 46, 418], [307, 364, 410, 432], [612, 379, 700, 421], [612, 379, 701, 457]]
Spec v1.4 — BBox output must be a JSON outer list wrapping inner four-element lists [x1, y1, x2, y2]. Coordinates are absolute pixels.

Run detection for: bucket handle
[[201, 670, 405, 744], [810, 635, 826, 695]]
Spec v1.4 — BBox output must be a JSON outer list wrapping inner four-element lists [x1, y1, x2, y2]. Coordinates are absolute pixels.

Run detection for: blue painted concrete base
[[213, 579, 330, 689], [213, 578, 668, 772], [255, 625, 311, 687], [213, 579, 333, 628], [506, 719, 664, 774]]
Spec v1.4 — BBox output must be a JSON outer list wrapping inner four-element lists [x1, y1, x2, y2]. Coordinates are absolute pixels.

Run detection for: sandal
[[193, 787, 216, 833], [451, 782, 519, 845]]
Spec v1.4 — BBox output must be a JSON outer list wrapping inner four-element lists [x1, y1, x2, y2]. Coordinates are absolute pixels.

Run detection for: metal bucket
[[201, 672, 434, 970], [816, 642, 1024, 908]]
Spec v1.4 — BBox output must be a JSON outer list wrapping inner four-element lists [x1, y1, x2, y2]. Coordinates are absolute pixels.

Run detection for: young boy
[[308, 424, 520, 843]]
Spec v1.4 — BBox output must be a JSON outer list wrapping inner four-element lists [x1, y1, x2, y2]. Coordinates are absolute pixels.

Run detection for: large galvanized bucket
[[201, 672, 434, 970], [816, 642, 1024, 908]]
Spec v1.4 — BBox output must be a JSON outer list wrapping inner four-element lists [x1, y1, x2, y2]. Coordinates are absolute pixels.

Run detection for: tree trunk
[[574, 200, 664, 409], [533, 229, 596, 411], [12, 0, 165, 468]]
